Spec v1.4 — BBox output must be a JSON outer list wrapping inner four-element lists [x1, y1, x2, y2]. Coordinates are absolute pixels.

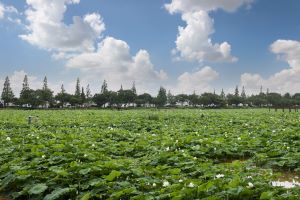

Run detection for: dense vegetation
[[2, 76, 300, 108], [0, 109, 299, 199]]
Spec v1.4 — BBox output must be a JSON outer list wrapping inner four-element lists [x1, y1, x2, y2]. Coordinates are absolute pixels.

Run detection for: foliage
[[0, 109, 299, 199], [1, 76, 14, 106]]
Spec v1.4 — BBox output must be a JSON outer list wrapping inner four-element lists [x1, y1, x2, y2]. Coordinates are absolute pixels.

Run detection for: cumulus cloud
[[66, 37, 168, 91], [173, 66, 219, 94], [165, 0, 252, 63], [241, 40, 300, 94], [0, 1, 19, 20], [17, 0, 167, 93], [165, 0, 253, 13], [0, 3, 4, 19], [19, 0, 105, 54]]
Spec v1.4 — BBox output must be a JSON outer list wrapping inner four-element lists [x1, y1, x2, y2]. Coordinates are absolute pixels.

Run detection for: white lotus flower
[[152, 183, 156, 187], [216, 174, 225, 179], [6, 137, 11, 141], [179, 179, 183, 183], [247, 182, 254, 188], [163, 180, 170, 187], [166, 147, 170, 151], [188, 182, 195, 188], [238, 137, 241, 140], [42, 155, 46, 158]]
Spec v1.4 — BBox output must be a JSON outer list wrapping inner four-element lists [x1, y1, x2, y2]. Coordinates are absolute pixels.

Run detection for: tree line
[[1, 75, 300, 108]]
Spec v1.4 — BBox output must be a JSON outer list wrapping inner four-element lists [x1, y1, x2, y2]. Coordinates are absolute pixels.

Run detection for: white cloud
[[17, 0, 167, 94], [241, 40, 300, 94], [19, 0, 105, 54], [66, 37, 168, 93], [165, 0, 253, 13], [0, 1, 18, 20], [165, 0, 252, 63], [0, 3, 4, 19], [173, 66, 219, 94], [175, 11, 237, 63]]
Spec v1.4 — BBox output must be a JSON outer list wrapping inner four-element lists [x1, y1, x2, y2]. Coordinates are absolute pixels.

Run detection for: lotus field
[[0, 109, 300, 199]]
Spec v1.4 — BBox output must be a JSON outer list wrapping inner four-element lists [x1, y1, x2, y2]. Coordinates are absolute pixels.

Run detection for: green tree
[[1, 76, 14, 106], [241, 86, 247, 104], [40, 76, 53, 107], [167, 90, 176, 106], [156, 87, 167, 107], [220, 89, 226, 100], [86, 84, 92, 99], [106, 91, 118, 107], [81, 87, 86, 104], [55, 84, 69, 107], [189, 91, 199, 107], [73, 78, 82, 105], [135, 93, 153, 107], [176, 94, 189, 106], [75, 78, 81, 97], [22, 75, 29, 91], [227, 94, 242, 106], [101, 80, 108, 94], [93, 93, 107, 107], [234, 86, 239, 97], [131, 81, 137, 95], [42, 76, 48, 90], [86, 84, 92, 104], [19, 75, 31, 106]]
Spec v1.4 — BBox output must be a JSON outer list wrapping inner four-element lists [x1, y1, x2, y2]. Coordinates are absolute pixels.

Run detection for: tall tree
[[189, 91, 199, 107], [131, 81, 137, 95], [75, 78, 81, 97], [220, 89, 225, 100], [167, 90, 176, 106], [101, 80, 108, 94], [241, 86, 246, 99], [19, 75, 32, 106], [260, 86, 263, 95], [55, 84, 70, 107], [22, 75, 30, 91], [61, 84, 66, 94], [156, 86, 167, 107], [86, 84, 92, 99], [81, 87, 86, 104], [40, 76, 53, 107], [42, 76, 48, 90], [1, 76, 14, 106], [234, 86, 239, 97]]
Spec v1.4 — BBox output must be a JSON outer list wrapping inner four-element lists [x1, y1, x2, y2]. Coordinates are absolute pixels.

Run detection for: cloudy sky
[[1, 0, 300, 96]]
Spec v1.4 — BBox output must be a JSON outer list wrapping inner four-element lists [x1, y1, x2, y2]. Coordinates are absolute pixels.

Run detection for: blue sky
[[1, 0, 300, 95]]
